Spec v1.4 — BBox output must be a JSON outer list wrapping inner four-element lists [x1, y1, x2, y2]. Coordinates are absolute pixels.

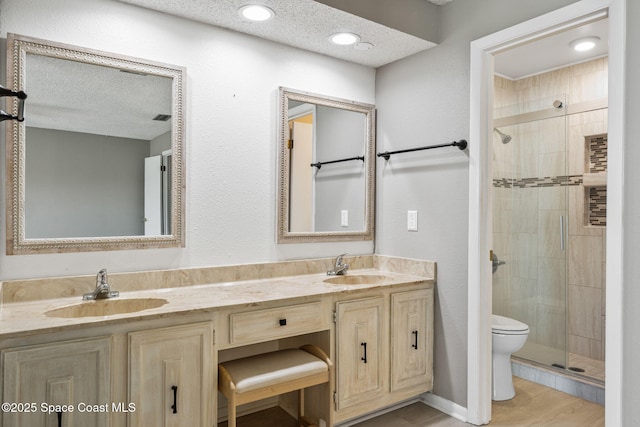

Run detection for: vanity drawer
[[229, 302, 323, 344]]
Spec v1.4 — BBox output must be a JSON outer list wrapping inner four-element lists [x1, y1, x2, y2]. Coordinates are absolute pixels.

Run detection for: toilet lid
[[492, 314, 529, 333]]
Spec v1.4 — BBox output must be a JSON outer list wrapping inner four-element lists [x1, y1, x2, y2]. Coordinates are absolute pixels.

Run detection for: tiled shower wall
[[493, 57, 608, 363]]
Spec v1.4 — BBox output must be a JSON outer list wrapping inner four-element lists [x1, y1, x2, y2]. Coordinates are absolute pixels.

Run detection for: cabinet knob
[[279, 318, 287, 326]]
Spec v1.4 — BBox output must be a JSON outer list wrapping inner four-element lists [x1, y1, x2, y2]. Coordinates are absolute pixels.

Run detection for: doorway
[[492, 23, 609, 383], [467, 0, 619, 424]]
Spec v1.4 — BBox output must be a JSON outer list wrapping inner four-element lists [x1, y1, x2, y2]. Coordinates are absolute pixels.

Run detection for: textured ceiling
[[28, 0, 452, 139], [117, 0, 439, 68], [27, 54, 172, 140]]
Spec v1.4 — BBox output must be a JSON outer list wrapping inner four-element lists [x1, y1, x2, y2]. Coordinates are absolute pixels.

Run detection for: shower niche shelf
[[584, 134, 607, 227]]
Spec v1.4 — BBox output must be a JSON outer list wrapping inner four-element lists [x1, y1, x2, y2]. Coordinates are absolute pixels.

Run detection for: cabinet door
[[335, 297, 384, 410], [128, 322, 214, 427], [390, 289, 433, 392], [2, 337, 111, 427]]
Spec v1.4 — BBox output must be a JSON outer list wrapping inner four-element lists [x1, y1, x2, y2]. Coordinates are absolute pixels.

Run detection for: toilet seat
[[492, 314, 529, 335]]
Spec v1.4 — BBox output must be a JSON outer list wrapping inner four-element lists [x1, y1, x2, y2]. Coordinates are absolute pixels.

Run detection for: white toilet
[[491, 314, 529, 401]]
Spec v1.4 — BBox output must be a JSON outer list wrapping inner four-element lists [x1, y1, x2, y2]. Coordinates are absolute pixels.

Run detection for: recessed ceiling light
[[570, 36, 600, 52], [238, 5, 275, 22], [329, 32, 360, 46]]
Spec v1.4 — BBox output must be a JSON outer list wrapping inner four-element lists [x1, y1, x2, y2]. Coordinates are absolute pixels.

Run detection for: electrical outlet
[[341, 210, 349, 227], [407, 210, 418, 231]]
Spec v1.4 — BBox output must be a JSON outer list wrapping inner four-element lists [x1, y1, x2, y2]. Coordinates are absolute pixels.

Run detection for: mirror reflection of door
[[288, 104, 316, 232], [144, 150, 172, 236], [144, 155, 162, 236], [162, 150, 172, 235]]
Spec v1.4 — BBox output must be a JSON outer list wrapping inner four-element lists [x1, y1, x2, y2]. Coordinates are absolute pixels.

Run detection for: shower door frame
[[465, 0, 619, 425]]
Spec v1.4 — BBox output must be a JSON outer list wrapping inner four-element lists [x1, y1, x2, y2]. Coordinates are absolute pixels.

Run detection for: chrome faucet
[[327, 253, 349, 276], [83, 268, 119, 300]]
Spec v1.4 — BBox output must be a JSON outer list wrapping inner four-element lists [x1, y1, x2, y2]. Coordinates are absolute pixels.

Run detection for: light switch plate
[[407, 210, 418, 231], [341, 210, 349, 227]]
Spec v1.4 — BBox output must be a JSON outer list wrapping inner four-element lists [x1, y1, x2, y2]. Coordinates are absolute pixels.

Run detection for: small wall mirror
[[277, 87, 375, 243], [5, 34, 185, 254]]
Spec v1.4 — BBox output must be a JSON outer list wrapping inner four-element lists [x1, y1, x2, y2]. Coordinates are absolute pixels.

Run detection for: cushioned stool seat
[[218, 345, 332, 427]]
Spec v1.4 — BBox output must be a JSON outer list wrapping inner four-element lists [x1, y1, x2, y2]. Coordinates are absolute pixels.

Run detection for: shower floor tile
[[516, 341, 605, 383], [569, 352, 605, 382]]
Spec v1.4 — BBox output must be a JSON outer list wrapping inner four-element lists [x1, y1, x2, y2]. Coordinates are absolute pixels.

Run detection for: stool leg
[[298, 387, 305, 424], [229, 395, 237, 427]]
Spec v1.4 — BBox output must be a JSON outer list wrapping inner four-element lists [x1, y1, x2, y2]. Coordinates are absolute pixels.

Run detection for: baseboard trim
[[419, 392, 468, 422]]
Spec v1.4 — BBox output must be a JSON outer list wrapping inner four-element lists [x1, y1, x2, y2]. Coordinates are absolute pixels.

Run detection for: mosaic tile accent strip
[[589, 187, 607, 226], [588, 135, 608, 173], [493, 178, 512, 188], [493, 175, 583, 189]]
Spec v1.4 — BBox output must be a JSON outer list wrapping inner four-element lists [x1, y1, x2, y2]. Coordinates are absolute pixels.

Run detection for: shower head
[[493, 128, 512, 144]]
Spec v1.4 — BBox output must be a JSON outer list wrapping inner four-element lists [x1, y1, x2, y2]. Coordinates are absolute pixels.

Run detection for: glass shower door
[[492, 98, 569, 370]]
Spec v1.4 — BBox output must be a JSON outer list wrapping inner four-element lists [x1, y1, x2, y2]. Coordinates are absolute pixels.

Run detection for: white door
[[144, 155, 162, 235], [289, 121, 314, 232]]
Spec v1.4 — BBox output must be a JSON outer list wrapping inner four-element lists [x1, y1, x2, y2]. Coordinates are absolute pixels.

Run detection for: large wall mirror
[[277, 87, 375, 243], [5, 34, 185, 254]]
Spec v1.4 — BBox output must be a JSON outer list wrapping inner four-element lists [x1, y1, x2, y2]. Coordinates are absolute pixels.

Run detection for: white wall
[[0, 0, 375, 279], [314, 106, 366, 232], [375, 0, 580, 407], [25, 127, 149, 238]]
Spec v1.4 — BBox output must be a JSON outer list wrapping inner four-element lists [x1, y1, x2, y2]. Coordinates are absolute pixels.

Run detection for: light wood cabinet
[[0, 266, 433, 427], [334, 285, 434, 422], [128, 322, 214, 427], [229, 302, 323, 346], [1, 337, 111, 427], [334, 297, 385, 411], [390, 289, 433, 393]]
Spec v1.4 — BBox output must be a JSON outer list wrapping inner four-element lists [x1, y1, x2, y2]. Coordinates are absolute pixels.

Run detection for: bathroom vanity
[[0, 256, 434, 427]]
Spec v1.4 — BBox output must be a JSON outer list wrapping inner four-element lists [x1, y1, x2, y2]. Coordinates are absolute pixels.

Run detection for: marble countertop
[[0, 268, 433, 339]]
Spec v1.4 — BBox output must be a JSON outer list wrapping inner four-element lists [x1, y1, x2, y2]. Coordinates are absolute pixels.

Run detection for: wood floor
[[354, 377, 604, 427], [219, 377, 604, 426], [218, 406, 299, 427]]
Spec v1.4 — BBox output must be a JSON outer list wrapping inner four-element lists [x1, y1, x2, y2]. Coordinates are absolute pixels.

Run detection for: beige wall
[[493, 57, 608, 363]]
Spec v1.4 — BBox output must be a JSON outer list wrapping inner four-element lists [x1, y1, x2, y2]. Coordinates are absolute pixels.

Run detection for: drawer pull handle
[[412, 330, 418, 350], [171, 385, 178, 414], [279, 318, 287, 326], [57, 411, 62, 427], [361, 342, 368, 363]]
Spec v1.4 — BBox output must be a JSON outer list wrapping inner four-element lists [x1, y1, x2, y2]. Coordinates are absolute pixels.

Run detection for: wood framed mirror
[[277, 87, 375, 243], [5, 34, 186, 254]]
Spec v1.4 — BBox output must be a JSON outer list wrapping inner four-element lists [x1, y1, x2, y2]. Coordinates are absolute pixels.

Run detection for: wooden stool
[[218, 345, 332, 427]]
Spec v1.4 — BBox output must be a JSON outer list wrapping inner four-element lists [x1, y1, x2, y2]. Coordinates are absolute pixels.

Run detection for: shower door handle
[[560, 216, 565, 251]]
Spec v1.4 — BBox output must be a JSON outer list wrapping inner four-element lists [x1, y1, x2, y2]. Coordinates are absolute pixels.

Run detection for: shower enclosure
[[492, 92, 607, 383]]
